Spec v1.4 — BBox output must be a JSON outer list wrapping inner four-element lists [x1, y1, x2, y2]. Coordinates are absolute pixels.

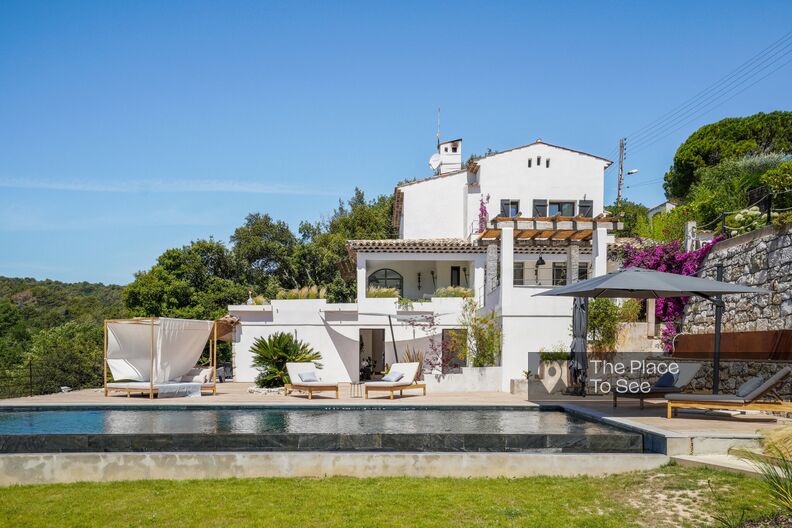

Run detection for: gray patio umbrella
[[568, 297, 588, 396], [535, 267, 771, 394]]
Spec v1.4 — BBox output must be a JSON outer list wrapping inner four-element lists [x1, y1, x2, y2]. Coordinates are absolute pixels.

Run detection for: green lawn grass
[[0, 464, 776, 528]]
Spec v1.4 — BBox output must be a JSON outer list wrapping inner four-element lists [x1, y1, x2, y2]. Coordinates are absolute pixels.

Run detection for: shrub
[[366, 286, 399, 298], [275, 286, 326, 300], [619, 299, 642, 323], [250, 332, 321, 388], [588, 299, 619, 353], [634, 206, 693, 242], [454, 298, 501, 367], [761, 160, 792, 193], [774, 211, 792, 228], [725, 206, 771, 237], [433, 286, 472, 298], [742, 447, 792, 515], [686, 154, 787, 227], [538, 342, 569, 362], [253, 295, 268, 305]]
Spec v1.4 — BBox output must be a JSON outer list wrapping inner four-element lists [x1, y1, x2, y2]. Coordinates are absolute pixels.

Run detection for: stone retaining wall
[[684, 224, 792, 334]]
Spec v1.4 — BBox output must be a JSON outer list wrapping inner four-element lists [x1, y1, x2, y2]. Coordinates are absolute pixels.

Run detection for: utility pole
[[615, 137, 625, 207]]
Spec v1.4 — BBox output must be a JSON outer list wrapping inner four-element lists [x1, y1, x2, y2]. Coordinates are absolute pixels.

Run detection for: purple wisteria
[[621, 237, 722, 351]]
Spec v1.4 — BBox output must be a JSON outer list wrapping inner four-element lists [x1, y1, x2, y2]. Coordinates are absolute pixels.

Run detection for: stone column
[[486, 244, 499, 294], [566, 244, 580, 285], [646, 299, 656, 337], [500, 226, 514, 312]]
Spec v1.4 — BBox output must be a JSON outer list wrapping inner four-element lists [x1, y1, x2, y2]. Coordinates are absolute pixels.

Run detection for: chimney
[[437, 138, 462, 174]]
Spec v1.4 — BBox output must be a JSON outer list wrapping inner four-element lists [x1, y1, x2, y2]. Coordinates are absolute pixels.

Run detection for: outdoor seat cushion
[[737, 376, 764, 398], [744, 367, 792, 402], [655, 372, 677, 388], [179, 368, 212, 384], [292, 380, 336, 387], [299, 371, 319, 382], [666, 393, 747, 404], [365, 380, 415, 388], [382, 371, 404, 383]]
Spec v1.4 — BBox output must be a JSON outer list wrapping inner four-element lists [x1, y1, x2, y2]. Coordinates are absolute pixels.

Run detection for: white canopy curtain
[[105, 318, 214, 384]]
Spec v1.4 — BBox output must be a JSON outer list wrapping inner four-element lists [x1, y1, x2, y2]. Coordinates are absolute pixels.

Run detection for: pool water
[[0, 408, 643, 453], [0, 408, 611, 435]]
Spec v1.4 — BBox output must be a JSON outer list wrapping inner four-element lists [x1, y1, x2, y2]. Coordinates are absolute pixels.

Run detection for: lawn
[[0, 464, 776, 528]]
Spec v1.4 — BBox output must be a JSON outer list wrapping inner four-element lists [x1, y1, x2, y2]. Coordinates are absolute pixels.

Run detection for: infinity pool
[[0, 407, 643, 453]]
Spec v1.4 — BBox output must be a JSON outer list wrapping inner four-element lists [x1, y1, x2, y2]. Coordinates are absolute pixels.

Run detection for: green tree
[[231, 213, 299, 295], [635, 206, 694, 242], [28, 321, 104, 394], [588, 298, 619, 353], [123, 239, 247, 320], [605, 200, 649, 237], [664, 111, 792, 199], [298, 188, 395, 302], [685, 154, 785, 226]]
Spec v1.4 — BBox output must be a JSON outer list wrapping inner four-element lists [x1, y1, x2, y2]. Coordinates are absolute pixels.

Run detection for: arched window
[[368, 268, 403, 295]]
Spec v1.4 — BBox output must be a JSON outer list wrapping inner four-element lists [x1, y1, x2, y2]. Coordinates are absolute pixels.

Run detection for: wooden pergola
[[477, 216, 623, 244]]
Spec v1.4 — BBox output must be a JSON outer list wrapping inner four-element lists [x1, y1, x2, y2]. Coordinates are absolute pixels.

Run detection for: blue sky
[[1, 1, 791, 285]]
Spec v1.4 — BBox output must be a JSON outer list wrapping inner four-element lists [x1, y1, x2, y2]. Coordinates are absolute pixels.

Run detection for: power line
[[624, 30, 792, 145], [628, 44, 792, 153], [628, 53, 792, 156]]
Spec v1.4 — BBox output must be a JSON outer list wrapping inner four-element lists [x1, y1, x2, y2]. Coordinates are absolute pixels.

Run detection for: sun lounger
[[365, 362, 426, 400], [285, 362, 339, 400], [612, 362, 702, 409], [666, 366, 792, 419]]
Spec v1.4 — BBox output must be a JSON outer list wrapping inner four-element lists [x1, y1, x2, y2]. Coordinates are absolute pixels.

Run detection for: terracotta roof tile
[[347, 238, 482, 257]]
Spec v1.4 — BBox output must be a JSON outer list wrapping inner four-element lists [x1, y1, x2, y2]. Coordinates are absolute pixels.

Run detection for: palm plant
[[250, 332, 321, 388]]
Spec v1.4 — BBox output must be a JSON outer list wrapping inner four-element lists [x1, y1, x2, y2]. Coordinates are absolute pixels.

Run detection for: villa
[[229, 138, 622, 391]]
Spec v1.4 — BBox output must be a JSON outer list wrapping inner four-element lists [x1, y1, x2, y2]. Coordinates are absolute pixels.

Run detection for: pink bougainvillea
[[621, 237, 722, 352], [478, 194, 491, 233]]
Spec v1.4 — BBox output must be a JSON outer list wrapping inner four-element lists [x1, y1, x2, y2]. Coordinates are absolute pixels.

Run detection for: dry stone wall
[[684, 224, 792, 334]]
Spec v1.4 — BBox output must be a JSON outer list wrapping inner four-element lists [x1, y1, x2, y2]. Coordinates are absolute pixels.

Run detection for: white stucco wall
[[230, 298, 468, 384], [399, 171, 469, 239], [398, 142, 609, 240]]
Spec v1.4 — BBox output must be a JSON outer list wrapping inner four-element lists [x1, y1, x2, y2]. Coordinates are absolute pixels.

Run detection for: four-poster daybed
[[103, 317, 235, 399]]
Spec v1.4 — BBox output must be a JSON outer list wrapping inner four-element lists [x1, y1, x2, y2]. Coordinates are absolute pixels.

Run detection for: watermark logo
[[589, 359, 680, 394]]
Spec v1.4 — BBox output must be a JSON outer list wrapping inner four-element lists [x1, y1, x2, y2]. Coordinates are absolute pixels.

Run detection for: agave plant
[[250, 332, 321, 388]]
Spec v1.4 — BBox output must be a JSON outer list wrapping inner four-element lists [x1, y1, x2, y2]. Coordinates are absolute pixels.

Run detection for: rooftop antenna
[[436, 107, 440, 151]]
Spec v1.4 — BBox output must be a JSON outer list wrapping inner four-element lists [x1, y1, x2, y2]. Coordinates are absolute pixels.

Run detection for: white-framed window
[[513, 261, 524, 286], [368, 268, 403, 295], [500, 199, 520, 217], [549, 201, 575, 217], [552, 263, 567, 286], [578, 262, 590, 281]]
